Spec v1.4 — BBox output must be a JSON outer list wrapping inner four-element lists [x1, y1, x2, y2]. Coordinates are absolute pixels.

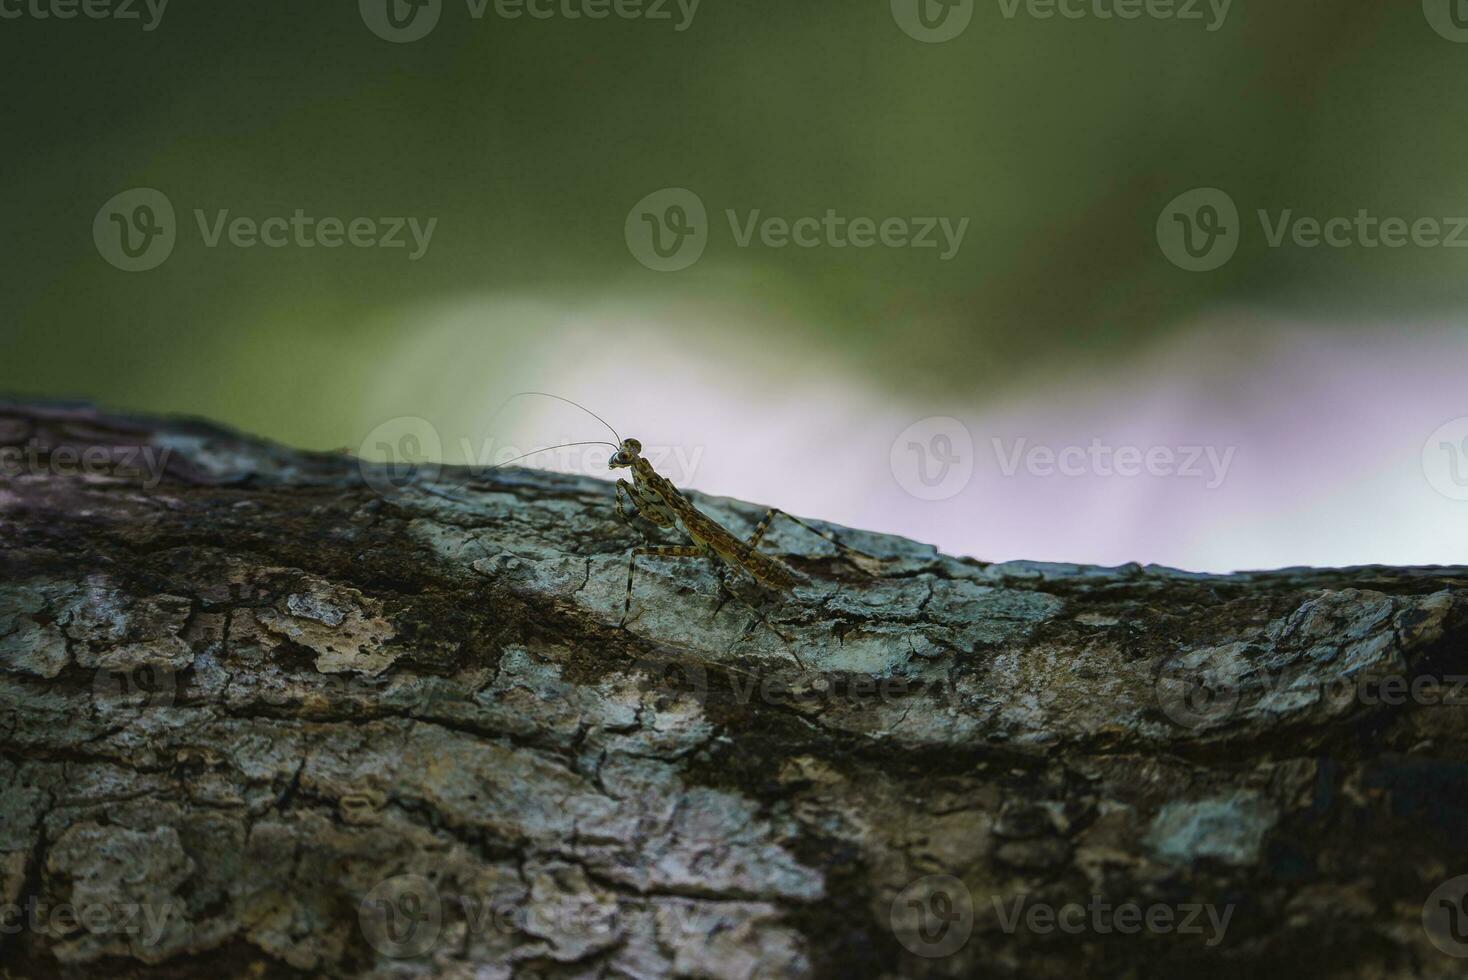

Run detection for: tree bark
[[1, 401, 1466, 979]]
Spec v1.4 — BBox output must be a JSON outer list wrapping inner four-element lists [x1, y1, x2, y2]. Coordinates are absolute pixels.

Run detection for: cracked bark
[[2, 401, 1467, 979]]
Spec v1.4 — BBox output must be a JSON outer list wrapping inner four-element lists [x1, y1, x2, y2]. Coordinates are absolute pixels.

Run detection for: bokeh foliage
[[1, 0, 1462, 448]]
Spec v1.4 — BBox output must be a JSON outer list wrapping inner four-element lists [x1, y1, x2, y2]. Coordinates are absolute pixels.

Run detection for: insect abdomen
[[736, 549, 802, 591]]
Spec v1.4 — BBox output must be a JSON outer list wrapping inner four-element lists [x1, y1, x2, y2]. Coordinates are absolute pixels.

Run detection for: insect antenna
[[489, 441, 618, 470], [416, 439, 616, 501], [496, 391, 623, 445]]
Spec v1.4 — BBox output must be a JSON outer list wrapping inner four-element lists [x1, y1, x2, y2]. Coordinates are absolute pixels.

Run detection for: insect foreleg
[[614, 480, 644, 527], [616, 479, 675, 530], [621, 544, 708, 627]]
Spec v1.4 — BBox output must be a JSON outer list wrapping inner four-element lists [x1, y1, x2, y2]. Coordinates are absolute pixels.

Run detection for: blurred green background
[[1, 0, 1464, 450]]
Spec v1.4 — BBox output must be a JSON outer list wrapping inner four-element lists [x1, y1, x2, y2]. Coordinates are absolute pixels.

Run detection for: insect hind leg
[[709, 558, 762, 619], [621, 544, 707, 628], [707, 559, 802, 655], [747, 508, 881, 575]]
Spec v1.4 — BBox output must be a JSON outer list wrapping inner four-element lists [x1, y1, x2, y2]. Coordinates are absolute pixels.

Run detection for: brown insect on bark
[[490, 392, 876, 628]]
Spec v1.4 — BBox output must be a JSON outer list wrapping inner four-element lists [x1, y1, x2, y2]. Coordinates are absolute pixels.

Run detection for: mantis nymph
[[494, 393, 873, 627]]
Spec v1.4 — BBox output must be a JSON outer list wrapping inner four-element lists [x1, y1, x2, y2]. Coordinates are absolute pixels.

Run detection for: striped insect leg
[[621, 545, 707, 627]]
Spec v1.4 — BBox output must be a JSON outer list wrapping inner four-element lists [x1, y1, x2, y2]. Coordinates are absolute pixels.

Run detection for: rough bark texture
[[2, 402, 1467, 979]]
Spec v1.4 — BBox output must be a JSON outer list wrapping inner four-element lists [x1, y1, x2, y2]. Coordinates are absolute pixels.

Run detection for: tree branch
[[1, 401, 1465, 978]]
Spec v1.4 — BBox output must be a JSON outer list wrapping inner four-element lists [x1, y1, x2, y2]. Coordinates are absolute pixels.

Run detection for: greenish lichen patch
[[1145, 793, 1279, 867]]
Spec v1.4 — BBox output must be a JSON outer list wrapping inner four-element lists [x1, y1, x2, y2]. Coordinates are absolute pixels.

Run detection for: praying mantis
[[489, 392, 876, 628]]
